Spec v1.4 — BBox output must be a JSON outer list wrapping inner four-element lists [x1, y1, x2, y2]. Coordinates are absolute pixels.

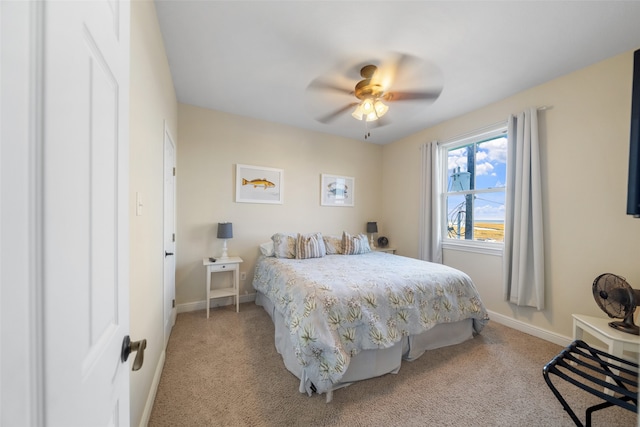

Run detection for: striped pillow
[[342, 231, 371, 255], [296, 232, 326, 259]]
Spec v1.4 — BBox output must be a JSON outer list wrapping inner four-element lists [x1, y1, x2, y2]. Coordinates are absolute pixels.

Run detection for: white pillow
[[259, 241, 274, 257]]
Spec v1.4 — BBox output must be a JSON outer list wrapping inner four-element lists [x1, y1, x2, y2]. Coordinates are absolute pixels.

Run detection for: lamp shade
[[366, 222, 378, 233], [217, 222, 233, 239]]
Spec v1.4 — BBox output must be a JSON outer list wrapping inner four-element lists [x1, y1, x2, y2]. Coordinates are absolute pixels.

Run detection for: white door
[[163, 124, 177, 347], [42, 1, 133, 425]]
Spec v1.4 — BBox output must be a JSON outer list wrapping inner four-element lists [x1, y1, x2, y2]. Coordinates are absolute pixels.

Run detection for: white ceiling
[[155, 1, 640, 144]]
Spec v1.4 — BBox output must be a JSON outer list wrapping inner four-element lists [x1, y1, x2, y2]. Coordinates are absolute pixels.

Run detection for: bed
[[252, 235, 489, 401]]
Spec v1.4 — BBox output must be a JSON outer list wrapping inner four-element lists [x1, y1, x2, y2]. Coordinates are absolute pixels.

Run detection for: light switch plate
[[136, 192, 143, 216]]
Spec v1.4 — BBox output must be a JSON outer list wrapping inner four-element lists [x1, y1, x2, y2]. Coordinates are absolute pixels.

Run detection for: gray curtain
[[418, 141, 442, 263], [503, 108, 545, 309]]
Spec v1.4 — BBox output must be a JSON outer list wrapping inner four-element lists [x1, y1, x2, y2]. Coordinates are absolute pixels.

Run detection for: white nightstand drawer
[[207, 263, 235, 272]]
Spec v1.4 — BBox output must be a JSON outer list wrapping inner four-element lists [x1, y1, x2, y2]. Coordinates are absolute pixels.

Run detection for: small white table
[[203, 256, 243, 318], [374, 247, 397, 254], [573, 314, 640, 357], [572, 313, 640, 394]]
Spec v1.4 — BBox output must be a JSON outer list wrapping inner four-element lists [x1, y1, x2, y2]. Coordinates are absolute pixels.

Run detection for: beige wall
[[382, 49, 640, 339], [129, 1, 177, 426], [176, 103, 383, 304]]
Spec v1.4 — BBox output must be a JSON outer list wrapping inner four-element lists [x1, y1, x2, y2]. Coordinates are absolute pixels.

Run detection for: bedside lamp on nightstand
[[366, 221, 378, 249], [217, 222, 233, 260]]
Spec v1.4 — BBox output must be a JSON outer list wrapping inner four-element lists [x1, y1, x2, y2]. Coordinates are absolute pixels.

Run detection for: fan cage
[[592, 273, 639, 336]]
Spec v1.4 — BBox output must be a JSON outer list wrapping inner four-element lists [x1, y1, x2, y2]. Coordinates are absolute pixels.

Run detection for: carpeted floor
[[149, 303, 637, 426]]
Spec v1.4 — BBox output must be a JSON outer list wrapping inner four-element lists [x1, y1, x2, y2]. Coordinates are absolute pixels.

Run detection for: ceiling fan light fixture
[[352, 98, 388, 122], [351, 103, 365, 120], [374, 99, 389, 117]]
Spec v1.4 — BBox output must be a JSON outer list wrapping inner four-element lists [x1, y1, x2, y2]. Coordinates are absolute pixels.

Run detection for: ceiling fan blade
[[368, 52, 430, 95], [372, 53, 420, 90], [384, 89, 442, 102], [376, 116, 391, 128], [308, 79, 353, 96], [365, 116, 391, 130], [317, 102, 358, 123], [391, 53, 419, 78]]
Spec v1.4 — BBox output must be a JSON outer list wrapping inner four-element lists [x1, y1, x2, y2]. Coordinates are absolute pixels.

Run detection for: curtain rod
[[436, 120, 507, 146], [442, 106, 552, 142], [422, 105, 553, 149]]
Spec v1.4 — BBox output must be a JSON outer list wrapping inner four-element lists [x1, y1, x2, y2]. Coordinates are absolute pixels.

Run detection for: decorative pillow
[[342, 231, 371, 255], [323, 235, 343, 255], [271, 233, 297, 259], [259, 241, 275, 257], [296, 232, 326, 259]]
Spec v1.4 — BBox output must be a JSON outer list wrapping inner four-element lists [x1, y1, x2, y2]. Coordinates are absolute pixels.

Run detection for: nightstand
[[572, 313, 640, 394], [374, 247, 396, 254], [572, 313, 640, 358], [203, 256, 243, 318]]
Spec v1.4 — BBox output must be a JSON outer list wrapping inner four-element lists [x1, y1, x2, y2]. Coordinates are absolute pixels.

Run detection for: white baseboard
[[177, 293, 257, 314], [139, 349, 166, 427], [486, 309, 572, 348]]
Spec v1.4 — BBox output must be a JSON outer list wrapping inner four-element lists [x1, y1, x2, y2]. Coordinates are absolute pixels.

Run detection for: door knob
[[165, 251, 174, 257], [121, 335, 147, 371]]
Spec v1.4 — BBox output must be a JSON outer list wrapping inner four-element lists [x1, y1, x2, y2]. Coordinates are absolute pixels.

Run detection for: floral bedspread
[[252, 252, 489, 394]]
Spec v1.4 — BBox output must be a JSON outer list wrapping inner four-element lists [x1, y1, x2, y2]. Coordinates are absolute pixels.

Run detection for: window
[[442, 125, 507, 245]]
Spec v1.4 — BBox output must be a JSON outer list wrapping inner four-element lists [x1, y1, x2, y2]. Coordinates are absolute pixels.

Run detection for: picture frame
[[321, 174, 355, 207], [235, 164, 284, 204]]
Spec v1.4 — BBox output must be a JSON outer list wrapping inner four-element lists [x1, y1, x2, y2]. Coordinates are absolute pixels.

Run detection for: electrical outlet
[[240, 272, 247, 281]]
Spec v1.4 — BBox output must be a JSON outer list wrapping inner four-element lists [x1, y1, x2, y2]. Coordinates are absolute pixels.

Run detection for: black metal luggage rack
[[543, 339, 638, 427]]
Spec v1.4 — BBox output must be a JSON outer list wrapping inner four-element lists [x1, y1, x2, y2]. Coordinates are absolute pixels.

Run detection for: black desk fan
[[592, 273, 640, 335]]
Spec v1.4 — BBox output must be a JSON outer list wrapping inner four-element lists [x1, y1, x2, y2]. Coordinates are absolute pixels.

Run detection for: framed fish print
[[321, 174, 354, 207], [235, 164, 284, 204]]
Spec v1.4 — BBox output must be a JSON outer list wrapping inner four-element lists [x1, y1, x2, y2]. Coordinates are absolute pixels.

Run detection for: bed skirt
[[256, 291, 473, 399]]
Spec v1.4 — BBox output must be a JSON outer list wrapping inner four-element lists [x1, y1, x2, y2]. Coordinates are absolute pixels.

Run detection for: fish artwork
[[242, 178, 275, 189]]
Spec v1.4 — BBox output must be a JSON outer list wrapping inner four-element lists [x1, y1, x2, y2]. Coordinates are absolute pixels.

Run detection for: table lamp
[[366, 221, 378, 248], [217, 222, 233, 259]]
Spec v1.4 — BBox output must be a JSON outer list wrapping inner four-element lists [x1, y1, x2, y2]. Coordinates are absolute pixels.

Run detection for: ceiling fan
[[307, 53, 443, 139]]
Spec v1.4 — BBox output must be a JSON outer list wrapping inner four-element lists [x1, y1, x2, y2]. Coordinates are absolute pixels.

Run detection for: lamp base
[[369, 234, 376, 249], [220, 239, 229, 259]]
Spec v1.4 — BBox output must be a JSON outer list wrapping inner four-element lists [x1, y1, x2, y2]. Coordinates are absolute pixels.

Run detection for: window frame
[[439, 123, 508, 256]]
